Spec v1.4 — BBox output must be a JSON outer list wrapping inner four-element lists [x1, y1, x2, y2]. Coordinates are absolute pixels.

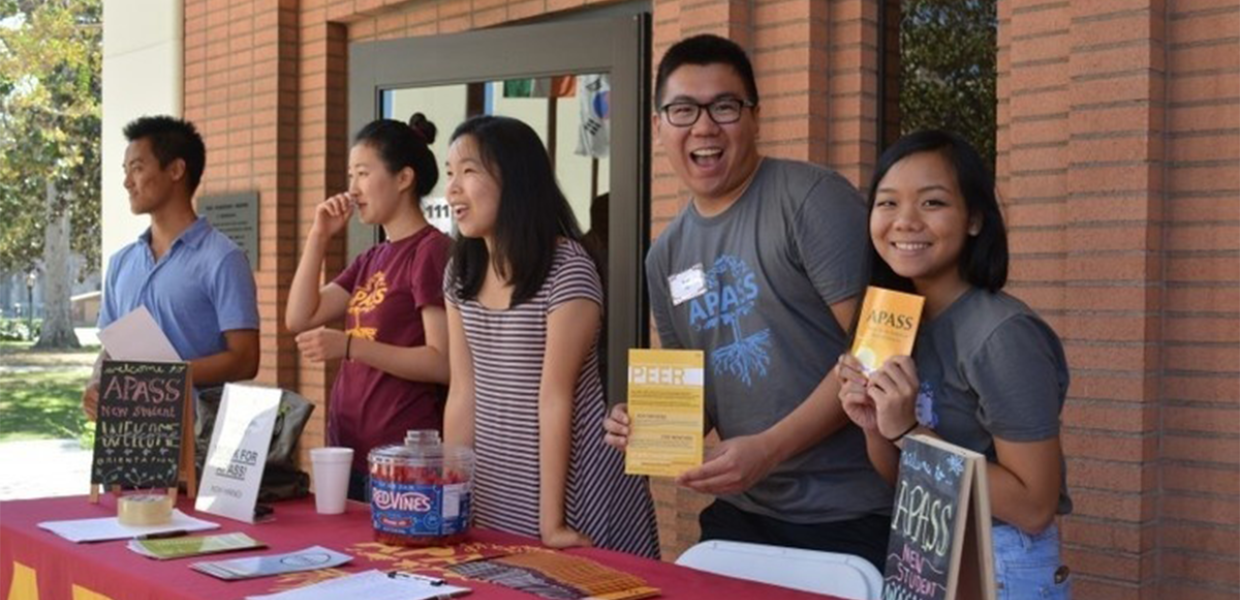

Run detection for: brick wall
[[1000, 2, 1166, 597], [998, 0, 1239, 598], [184, 0, 302, 398], [1159, 1, 1239, 597], [182, 0, 1239, 589]]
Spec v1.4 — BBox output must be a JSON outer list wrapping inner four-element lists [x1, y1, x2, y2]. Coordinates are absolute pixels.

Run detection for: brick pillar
[[821, 0, 879, 187], [291, 13, 351, 464], [1001, 1, 1168, 597], [184, 0, 300, 394], [1157, 1, 1240, 598]]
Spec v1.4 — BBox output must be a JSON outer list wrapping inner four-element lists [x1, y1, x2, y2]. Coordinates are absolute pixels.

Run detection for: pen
[[135, 529, 189, 540], [390, 571, 446, 586]]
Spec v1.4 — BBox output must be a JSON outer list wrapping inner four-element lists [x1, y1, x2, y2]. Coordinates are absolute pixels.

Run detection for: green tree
[[0, 0, 101, 348], [899, 0, 997, 169]]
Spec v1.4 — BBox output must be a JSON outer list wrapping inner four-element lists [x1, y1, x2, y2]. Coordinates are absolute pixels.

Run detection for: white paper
[[246, 569, 470, 600], [192, 546, 352, 581], [98, 306, 182, 361], [38, 509, 220, 543], [195, 384, 282, 523], [668, 264, 707, 306]]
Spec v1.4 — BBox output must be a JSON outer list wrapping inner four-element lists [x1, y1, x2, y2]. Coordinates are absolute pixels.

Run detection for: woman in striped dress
[[442, 115, 659, 558]]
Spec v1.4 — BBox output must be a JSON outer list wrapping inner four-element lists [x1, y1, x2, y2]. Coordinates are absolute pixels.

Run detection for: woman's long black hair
[[448, 115, 583, 306]]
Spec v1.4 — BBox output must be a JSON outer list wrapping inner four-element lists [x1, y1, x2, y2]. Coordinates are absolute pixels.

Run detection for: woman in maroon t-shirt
[[286, 114, 452, 500]]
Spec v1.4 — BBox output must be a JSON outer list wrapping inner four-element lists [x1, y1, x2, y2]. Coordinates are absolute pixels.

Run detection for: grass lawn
[[0, 370, 92, 443], [0, 340, 96, 444]]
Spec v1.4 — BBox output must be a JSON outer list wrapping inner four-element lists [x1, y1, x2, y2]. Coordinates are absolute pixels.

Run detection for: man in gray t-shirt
[[604, 34, 891, 568]]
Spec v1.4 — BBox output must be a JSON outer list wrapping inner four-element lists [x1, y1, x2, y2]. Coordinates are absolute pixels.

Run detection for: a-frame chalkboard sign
[[883, 434, 996, 600], [88, 360, 197, 503]]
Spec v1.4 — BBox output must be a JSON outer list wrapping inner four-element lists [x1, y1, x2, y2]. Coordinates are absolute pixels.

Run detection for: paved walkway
[[0, 328, 99, 500], [0, 439, 92, 500]]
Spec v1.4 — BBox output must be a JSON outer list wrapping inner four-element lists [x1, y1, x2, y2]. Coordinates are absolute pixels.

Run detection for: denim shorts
[[993, 522, 1071, 599]]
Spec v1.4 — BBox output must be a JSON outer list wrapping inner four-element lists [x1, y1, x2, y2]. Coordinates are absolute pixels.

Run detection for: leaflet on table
[[245, 570, 470, 600], [191, 545, 352, 580], [625, 349, 705, 477], [38, 510, 220, 543], [128, 532, 266, 560]]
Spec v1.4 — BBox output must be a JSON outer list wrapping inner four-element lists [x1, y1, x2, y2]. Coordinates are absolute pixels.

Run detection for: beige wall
[[101, 0, 183, 278]]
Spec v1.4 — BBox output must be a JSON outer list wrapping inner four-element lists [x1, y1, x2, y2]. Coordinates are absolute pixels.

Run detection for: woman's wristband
[[886, 420, 919, 444]]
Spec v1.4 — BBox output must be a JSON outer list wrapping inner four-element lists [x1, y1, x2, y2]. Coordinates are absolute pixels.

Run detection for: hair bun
[[408, 112, 438, 145]]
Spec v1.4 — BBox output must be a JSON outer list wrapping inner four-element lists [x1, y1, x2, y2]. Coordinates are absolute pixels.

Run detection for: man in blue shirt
[[82, 116, 260, 419]]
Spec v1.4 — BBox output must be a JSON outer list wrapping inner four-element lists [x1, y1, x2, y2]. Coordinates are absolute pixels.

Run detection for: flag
[[503, 76, 576, 98], [575, 74, 610, 158]]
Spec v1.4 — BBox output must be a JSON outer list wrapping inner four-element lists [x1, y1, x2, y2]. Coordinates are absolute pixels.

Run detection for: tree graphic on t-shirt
[[690, 256, 772, 387], [347, 272, 387, 341]]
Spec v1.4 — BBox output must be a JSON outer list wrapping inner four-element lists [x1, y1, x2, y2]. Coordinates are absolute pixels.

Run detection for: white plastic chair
[[675, 540, 883, 600]]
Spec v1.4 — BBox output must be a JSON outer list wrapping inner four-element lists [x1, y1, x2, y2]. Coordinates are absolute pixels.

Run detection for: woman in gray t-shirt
[[837, 130, 1072, 599]]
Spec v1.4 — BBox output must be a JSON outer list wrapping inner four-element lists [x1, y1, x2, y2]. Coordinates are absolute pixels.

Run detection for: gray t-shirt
[[645, 158, 892, 523], [913, 287, 1073, 515]]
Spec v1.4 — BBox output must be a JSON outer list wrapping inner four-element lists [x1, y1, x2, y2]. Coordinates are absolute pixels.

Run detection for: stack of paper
[[128, 532, 266, 560], [192, 546, 352, 580], [38, 510, 220, 543], [451, 551, 658, 600], [246, 570, 470, 600]]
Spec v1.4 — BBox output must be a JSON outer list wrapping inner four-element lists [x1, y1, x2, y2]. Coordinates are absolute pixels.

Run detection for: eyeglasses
[[658, 98, 755, 127]]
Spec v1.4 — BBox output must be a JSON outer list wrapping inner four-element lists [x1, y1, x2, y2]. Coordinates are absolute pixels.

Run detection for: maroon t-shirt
[[329, 226, 451, 472]]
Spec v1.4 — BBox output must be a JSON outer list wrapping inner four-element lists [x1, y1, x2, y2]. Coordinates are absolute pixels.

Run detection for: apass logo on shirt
[[687, 255, 772, 387]]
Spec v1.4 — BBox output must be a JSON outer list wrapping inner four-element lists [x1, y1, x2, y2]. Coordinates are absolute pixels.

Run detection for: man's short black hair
[[122, 116, 207, 195], [655, 34, 760, 108]]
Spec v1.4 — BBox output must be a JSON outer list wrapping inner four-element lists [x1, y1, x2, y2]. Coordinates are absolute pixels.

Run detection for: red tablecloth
[[0, 495, 840, 600]]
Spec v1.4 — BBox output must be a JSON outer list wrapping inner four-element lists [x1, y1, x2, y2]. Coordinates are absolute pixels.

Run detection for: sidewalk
[[0, 328, 98, 501], [0, 439, 91, 500]]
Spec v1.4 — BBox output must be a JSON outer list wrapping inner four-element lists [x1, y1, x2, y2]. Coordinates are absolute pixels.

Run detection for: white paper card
[[38, 509, 220, 543], [195, 384, 282, 523], [98, 306, 182, 361], [668, 264, 707, 306], [246, 569, 470, 600]]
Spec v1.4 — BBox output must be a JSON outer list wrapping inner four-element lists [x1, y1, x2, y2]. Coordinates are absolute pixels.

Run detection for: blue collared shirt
[[98, 217, 260, 362]]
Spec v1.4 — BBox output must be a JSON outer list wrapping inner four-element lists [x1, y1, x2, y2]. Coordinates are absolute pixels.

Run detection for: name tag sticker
[[669, 264, 708, 306]]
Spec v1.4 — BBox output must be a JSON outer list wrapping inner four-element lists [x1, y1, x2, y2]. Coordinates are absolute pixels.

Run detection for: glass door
[[348, 15, 650, 405]]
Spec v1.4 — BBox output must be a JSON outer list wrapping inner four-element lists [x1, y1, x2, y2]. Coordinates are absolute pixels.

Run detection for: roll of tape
[[118, 494, 173, 526]]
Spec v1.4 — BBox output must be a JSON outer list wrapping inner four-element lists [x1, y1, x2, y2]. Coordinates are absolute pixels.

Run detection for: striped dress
[[447, 240, 660, 559]]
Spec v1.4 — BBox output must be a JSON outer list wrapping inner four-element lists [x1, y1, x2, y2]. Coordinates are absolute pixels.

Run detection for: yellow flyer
[[850, 286, 926, 373], [625, 349, 705, 477]]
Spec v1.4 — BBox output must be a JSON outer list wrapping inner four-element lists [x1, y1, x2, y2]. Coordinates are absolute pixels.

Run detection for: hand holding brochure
[[849, 286, 925, 374], [625, 349, 705, 477]]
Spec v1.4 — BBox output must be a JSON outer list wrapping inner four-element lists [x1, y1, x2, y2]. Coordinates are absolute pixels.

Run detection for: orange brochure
[[850, 286, 926, 374], [625, 349, 705, 477]]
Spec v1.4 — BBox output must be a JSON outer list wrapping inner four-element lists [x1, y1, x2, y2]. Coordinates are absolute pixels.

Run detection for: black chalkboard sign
[[884, 435, 995, 600], [90, 361, 194, 497]]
